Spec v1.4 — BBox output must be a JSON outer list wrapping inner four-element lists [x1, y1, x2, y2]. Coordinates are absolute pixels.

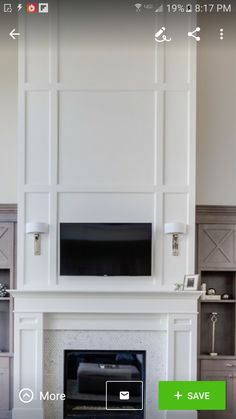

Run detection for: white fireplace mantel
[[11, 289, 202, 313], [11, 290, 201, 419]]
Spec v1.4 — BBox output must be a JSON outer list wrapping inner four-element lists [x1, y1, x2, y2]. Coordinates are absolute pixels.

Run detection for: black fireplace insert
[[64, 350, 146, 419]]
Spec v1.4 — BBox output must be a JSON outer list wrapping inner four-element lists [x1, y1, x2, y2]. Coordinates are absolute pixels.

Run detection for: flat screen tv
[[60, 223, 152, 276]]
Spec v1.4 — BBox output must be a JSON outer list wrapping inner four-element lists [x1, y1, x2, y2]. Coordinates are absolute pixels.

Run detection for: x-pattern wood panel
[[0, 224, 13, 267], [0, 226, 10, 262], [204, 229, 234, 263], [199, 224, 236, 269]]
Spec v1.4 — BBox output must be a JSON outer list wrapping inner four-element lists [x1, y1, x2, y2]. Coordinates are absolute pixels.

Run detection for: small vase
[[0, 283, 8, 298]]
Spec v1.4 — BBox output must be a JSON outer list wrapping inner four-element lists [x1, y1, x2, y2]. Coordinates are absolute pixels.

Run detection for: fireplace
[[11, 290, 201, 419], [64, 350, 146, 418]]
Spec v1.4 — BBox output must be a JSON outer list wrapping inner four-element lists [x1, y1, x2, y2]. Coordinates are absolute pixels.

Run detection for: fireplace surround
[[10, 290, 201, 419], [44, 329, 165, 419]]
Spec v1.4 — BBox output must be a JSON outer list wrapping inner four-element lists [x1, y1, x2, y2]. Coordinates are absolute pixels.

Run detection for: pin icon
[[19, 388, 34, 404]]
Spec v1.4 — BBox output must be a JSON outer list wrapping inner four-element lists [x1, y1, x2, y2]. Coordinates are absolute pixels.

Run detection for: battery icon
[[186, 4, 192, 12]]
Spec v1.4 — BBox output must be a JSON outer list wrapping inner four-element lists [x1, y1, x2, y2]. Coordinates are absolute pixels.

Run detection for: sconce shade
[[26, 222, 49, 234], [164, 222, 187, 235]]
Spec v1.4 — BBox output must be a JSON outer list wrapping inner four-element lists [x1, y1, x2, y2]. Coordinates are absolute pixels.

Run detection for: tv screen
[[60, 223, 152, 276]]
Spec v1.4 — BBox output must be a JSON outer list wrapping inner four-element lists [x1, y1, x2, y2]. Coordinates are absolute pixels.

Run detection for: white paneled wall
[[58, 91, 155, 186], [26, 93, 50, 185], [18, 1, 196, 290]]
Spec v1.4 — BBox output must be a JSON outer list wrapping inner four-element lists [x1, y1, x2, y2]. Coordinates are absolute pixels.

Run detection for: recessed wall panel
[[174, 331, 191, 380], [58, 92, 155, 186], [25, 15, 50, 83], [164, 14, 190, 85], [164, 92, 188, 186], [59, 193, 154, 222], [58, 0, 156, 88], [20, 330, 36, 389], [26, 92, 50, 185]]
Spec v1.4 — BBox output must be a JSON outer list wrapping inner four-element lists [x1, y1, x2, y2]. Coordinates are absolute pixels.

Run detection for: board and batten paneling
[[18, 1, 196, 290]]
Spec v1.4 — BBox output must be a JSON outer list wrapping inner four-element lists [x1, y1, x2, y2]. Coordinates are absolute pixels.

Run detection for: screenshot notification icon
[[39, 3, 49, 13], [27, 3, 37, 13]]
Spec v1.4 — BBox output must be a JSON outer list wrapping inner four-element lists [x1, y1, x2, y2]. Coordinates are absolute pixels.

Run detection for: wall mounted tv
[[60, 223, 152, 276]]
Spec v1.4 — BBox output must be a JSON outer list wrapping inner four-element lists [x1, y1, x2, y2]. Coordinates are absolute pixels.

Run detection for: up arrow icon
[[19, 388, 34, 404], [9, 29, 20, 40]]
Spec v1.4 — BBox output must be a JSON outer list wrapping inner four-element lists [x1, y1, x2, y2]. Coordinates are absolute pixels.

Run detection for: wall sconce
[[26, 222, 49, 255], [164, 222, 187, 256]]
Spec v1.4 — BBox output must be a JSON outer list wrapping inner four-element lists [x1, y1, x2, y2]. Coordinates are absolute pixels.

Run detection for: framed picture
[[183, 274, 200, 291]]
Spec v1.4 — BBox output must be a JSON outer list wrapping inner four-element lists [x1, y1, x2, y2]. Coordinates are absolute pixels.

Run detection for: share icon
[[188, 27, 201, 41]]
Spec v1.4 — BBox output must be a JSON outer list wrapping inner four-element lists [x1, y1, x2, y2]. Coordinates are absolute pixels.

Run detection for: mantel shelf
[[9, 289, 202, 298], [9, 289, 202, 315]]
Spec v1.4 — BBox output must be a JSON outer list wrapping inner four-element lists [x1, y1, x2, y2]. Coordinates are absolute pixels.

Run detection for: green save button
[[158, 381, 226, 410]]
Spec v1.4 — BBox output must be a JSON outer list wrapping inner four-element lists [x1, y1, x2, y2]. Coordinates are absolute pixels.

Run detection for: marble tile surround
[[44, 329, 167, 419]]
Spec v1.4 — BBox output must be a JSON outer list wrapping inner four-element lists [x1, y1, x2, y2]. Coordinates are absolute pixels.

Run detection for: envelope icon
[[119, 391, 130, 400]]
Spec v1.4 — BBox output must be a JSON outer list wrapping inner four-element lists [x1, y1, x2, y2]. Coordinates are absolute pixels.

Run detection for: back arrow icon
[[9, 29, 20, 40]]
